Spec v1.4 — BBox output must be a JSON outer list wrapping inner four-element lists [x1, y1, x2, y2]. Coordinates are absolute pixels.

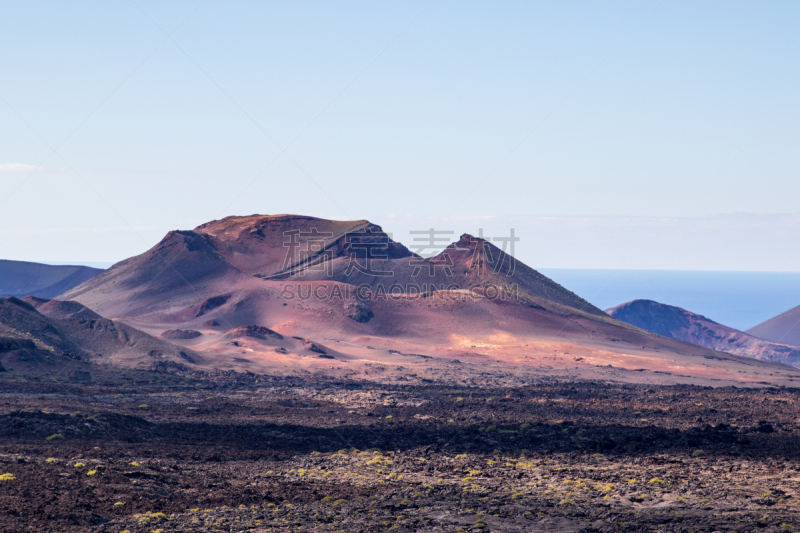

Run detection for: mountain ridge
[[0, 260, 102, 299], [747, 305, 800, 347], [49, 214, 800, 384], [607, 299, 800, 365]]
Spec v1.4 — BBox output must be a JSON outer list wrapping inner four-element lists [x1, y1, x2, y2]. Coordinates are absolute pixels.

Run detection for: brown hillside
[[54, 215, 800, 385]]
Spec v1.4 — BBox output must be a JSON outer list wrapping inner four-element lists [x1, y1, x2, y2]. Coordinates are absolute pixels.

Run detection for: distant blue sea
[[538, 269, 800, 332]]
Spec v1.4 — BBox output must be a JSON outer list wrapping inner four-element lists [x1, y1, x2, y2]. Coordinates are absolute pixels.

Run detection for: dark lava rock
[[161, 329, 203, 340], [757, 421, 775, 433], [70, 370, 92, 383], [0, 337, 37, 353], [196, 294, 231, 317], [234, 325, 284, 340], [305, 341, 326, 354], [344, 299, 373, 323]]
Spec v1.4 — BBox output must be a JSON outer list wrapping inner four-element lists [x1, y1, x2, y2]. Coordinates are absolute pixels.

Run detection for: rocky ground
[[2, 372, 800, 532]]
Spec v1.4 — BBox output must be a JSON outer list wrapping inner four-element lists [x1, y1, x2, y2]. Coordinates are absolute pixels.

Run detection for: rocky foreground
[[2, 373, 800, 531]]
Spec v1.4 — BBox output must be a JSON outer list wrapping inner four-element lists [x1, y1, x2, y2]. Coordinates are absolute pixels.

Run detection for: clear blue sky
[[1, 1, 798, 270]]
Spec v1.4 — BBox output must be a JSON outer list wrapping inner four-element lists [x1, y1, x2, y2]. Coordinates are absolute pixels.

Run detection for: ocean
[[538, 269, 800, 332]]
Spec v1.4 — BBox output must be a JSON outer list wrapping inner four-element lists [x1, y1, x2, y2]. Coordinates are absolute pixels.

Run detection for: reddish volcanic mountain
[[606, 299, 800, 366], [747, 305, 800, 348], [62, 214, 606, 319], [54, 214, 800, 385]]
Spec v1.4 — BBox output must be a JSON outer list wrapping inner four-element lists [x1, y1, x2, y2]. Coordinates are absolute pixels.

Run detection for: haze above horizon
[[1, 1, 799, 270]]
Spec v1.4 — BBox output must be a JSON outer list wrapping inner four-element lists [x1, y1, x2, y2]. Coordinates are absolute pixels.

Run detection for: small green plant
[[138, 404, 149, 409], [74, 462, 85, 468], [455, 453, 468, 459], [649, 477, 665, 484], [0, 473, 15, 481], [114, 501, 125, 506], [692, 449, 706, 457], [87, 469, 98, 476], [129, 461, 140, 467], [45, 457, 57, 463], [46, 433, 65, 441]]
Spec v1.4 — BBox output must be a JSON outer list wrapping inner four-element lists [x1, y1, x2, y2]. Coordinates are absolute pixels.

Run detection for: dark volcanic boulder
[[344, 298, 373, 323], [196, 294, 232, 317], [161, 329, 203, 340], [231, 325, 284, 340]]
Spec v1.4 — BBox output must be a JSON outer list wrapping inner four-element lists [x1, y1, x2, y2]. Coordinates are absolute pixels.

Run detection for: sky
[[1, 1, 799, 270]]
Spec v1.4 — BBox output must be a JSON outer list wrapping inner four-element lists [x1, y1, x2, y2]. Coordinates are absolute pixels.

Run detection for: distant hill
[[0, 260, 102, 299], [747, 305, 800, 347], [607, 299, 800, 366]]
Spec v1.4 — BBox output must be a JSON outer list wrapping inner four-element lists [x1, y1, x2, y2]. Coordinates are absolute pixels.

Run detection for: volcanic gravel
[[2, 375, 800, 532]]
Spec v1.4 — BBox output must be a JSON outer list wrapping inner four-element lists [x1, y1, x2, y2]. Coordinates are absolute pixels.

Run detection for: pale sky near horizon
[[1, 1, 799, 270]]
